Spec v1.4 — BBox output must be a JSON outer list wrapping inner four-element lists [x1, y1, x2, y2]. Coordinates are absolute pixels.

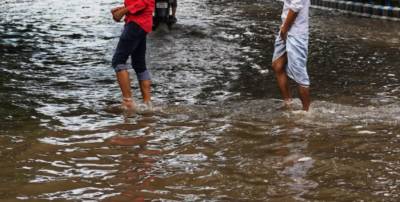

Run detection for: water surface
[[1, 0, 400, 201]]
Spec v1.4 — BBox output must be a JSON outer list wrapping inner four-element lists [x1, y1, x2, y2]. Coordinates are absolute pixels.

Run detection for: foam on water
[[159, 99, 400, 129]]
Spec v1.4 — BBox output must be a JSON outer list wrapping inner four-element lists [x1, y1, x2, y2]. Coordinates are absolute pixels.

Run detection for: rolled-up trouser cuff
[[114, 64, 130, 72], [137, 70, 151, 81]]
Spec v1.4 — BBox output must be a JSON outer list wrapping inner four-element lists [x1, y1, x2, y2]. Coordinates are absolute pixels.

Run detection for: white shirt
[[281, 0, 310, 36]]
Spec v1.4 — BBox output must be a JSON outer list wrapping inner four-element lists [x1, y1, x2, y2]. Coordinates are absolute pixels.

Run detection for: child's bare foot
[[121, 97, 136, 111], [281, 99, 292, 110], [144, 101, 153, 111]]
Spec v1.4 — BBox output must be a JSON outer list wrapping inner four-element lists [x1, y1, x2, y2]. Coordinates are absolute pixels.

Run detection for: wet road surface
[[1, 0, 400, 201]]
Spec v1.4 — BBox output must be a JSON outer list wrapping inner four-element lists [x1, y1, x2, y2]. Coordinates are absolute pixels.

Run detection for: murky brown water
[[1, 0, 400, 201]]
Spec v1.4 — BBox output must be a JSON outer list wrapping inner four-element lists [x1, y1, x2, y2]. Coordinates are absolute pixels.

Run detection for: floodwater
[[1, 0, 400, 201]]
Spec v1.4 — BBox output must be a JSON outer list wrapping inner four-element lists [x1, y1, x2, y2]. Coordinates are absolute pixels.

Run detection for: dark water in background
[[1, 0, 400, 201]]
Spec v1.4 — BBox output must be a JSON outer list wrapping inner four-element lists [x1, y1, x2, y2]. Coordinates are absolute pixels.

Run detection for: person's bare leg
[[139, 80, 151, 104], [171, 5, 177, 23], [116, 70, 135, 109], [172, 7, 177, 17], [298, 85, 310, 111], [272, 53, 292, 107]]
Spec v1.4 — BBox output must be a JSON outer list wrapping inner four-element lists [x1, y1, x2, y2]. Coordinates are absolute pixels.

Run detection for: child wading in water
[[111, 0, 155, 110], [272, 0, 311, 111]]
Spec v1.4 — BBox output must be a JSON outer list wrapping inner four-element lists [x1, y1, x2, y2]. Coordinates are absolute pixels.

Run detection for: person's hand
[[111, 6, 125, 22], [111, 6, 124, 13], [280, 25, 289, 41]]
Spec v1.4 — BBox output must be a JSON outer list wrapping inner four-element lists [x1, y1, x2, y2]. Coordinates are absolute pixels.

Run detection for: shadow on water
[[1, 0, 400, 201]]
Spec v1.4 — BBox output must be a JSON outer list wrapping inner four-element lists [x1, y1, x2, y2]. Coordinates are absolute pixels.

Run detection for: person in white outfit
[[271, 0, 311, 111]]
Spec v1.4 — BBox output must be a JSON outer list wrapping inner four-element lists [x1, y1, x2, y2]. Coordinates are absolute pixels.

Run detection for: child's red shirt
[[124, 0, 155, 33]]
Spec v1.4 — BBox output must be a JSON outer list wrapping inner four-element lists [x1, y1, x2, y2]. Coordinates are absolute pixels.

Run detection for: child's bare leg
[[139, 80, 151, 104], [272, 53, 292, 105], [116, 70, 136, 109], [172, 0, 177, 17], [298, 85, 310, 111]]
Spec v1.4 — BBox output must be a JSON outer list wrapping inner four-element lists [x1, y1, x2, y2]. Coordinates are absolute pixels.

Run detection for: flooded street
[[1, 0, 400, 200]]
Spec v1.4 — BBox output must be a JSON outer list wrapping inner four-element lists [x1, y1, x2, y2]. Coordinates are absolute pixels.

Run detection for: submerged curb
[[311, 0, 400, 21]]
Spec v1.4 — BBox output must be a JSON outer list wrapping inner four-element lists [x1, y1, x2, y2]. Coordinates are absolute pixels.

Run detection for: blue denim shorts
[[112, 22, 151, 81]]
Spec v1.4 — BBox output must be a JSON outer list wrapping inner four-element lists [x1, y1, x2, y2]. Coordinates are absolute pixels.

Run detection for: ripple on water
[[2, 0, 400, 201]]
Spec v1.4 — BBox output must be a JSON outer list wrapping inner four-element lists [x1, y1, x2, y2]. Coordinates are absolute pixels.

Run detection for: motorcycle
[[153, 0, 176, 30]]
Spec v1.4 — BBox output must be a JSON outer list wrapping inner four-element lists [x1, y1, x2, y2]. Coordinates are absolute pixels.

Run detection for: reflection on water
[[1, 0, 400, 201]]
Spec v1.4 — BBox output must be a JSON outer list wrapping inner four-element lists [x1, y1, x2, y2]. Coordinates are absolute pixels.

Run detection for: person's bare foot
[[121, 97, 136, 111], [280, 99, 292, 110], [144, 101, 153, 111]]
